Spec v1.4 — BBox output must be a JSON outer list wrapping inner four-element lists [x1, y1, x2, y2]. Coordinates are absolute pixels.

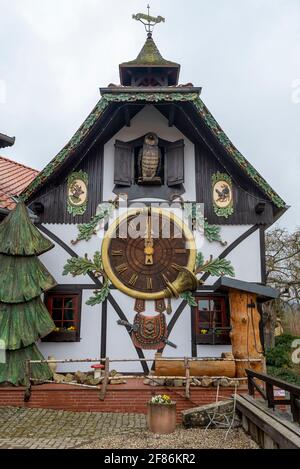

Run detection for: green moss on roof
[[120, 35, 179, 67]]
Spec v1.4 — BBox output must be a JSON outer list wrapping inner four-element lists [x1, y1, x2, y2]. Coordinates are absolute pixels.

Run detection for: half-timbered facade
[[20, 18, 287, 377]]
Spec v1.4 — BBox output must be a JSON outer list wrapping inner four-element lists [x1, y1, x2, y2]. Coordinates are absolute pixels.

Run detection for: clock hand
[[144, 210, 154, 265]]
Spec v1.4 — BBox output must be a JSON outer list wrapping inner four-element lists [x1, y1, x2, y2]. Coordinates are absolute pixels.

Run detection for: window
[[195, 296, 231, 345], [43, 292, 81, 342]]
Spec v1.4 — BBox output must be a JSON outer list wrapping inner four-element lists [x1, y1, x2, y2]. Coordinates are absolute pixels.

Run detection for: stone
[[173, 379, 184, 387], [53, 373, 65, 384], [110, 369, 118, 377], [143, 379, 150, 385], [109, 378, 126, 385], [64, 374, 75, 383], [229, 380, 239, 387], [165, 379, 174, 387], [193, 378, 202, 386], [220, 378, 230, 387], [74, 371, 88, 384], [86, 377, 101, 386], [182, 400, 236, 428], [150, 378, 165, 386], [201, 377, 213, 387]]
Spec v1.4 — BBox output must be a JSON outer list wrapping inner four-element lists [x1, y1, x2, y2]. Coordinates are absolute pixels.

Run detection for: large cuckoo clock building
[[5, 13, 286, 382]]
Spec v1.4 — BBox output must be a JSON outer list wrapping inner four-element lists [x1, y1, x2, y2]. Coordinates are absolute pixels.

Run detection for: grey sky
[[0, 0, 299, 229]]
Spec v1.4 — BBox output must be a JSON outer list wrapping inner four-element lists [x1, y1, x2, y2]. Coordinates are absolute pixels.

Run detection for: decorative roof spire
[[132, 4, 165, 38], [119, 7, 180, 87]]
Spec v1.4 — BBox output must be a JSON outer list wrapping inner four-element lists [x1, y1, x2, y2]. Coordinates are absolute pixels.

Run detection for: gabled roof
[[0, 156, 38, 211], [20, 90, 286, 209], [0, 132, 15, 149]]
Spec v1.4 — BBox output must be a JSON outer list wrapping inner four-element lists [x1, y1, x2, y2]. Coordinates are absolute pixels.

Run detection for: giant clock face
[[102, 208, 196, 300]]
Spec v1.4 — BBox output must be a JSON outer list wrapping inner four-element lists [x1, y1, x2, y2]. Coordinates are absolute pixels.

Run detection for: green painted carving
[[20, 92, 285, 209], [185, 202, 227, 246], [195, 252, 235, 278], [71, 202, 116, 244], [67, 170, 88, 216], [0, 202, 56, 386], [180, 291, 197, 307], [212, 172, 234, 219], [0, 255, 56, 304], [63, 251, 110, 305], [0, 298, 55, 350], [0, 344, 53, 387], [0, 202, 54, 255]]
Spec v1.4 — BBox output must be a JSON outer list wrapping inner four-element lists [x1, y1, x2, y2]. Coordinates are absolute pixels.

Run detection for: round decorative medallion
[[212, 172, 234, 218]]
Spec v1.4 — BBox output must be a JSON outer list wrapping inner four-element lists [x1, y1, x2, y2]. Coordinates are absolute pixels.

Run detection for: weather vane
[[132, 4, 165, 37]]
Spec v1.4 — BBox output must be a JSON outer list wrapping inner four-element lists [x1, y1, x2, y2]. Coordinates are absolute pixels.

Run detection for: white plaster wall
[[38, 290, 101, 372], [103, 105, 196, 201]]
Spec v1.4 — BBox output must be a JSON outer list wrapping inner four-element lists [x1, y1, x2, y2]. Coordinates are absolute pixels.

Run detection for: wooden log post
[[99, 357, 109, 401], [229, 289, 264, 377]]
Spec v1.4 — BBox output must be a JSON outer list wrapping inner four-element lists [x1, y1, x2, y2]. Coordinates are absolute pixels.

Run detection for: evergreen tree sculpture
[[0, 202, 56, 386]]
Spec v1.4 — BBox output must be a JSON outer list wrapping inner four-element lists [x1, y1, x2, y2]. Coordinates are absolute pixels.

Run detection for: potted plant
[[147, 394, 177, 434]]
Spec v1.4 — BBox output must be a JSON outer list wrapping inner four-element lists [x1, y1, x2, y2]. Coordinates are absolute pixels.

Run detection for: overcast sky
[[0, 0, 299, 229]]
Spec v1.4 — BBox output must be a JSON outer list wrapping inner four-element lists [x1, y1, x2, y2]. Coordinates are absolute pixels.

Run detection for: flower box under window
[[42, 292, 80, 342]]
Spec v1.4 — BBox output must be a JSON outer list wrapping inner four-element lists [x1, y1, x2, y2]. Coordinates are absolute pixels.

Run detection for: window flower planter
[[42, 330, 78, 342]]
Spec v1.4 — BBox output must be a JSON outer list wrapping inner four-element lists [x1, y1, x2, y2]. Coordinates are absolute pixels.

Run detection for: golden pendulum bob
[[164, 266, 199, 298]]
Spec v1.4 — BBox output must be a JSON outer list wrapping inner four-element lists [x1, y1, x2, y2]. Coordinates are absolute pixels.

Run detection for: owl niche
[[138, 133, 162, 185]]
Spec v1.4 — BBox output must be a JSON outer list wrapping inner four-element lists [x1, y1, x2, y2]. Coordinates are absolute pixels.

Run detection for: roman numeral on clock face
[[146, 277, 153, 290], [116, 263, 128, 274], [129, 273, 139, 286], [111, 250, 123, 256], [174, 248, 186, 254]]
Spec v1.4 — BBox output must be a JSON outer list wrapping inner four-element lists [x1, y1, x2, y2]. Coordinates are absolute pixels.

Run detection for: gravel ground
[[79, 427, 259, 449]]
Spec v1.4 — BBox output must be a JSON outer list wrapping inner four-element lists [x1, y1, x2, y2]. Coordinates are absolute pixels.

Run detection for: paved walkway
[[0, 407, 146, 449]]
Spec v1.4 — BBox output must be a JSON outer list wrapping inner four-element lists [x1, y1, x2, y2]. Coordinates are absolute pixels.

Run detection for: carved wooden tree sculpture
[[0, 203, 56, 386]]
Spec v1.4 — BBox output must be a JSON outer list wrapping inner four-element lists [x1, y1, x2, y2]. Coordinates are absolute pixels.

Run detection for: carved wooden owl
[[140, 133, 161, 179]]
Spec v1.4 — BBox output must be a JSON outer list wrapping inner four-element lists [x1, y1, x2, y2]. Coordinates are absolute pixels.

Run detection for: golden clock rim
[[101, 207, 196, 300]]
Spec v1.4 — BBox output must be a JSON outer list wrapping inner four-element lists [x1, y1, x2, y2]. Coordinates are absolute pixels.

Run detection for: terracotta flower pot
[[147, 402, 177, 434]]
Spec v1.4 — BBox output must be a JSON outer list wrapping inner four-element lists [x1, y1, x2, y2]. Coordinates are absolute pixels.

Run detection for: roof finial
[[132, 5, 165, 37]]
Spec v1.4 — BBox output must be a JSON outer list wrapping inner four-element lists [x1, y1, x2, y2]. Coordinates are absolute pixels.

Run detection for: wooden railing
[[246, 369, 300, 424]]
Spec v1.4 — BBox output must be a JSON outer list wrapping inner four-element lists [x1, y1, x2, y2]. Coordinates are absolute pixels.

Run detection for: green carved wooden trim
[[63, 251, 110, 305], [0, 344, 53, 387], [0, 254, 57, 304], [0, 298, 55, 350], [67, 170, 88, 216], [193, 98, 286, 208], [71, 201, 117, 244], [20, 92, 285, 208], [185, 202, 227, 246], [0, 202, 54, 256], [212, 172, 234, 219], [195, 251, 235, 278]]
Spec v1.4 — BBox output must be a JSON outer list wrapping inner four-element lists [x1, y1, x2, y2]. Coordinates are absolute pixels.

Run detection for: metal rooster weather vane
[[132, 4, 165, 36]]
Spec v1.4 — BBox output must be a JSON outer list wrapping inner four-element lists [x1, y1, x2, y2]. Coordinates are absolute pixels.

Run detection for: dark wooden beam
[[168, 106, 175, 127], [124, 106, 131, 127]]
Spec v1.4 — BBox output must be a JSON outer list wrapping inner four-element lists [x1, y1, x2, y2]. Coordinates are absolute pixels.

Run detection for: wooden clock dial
[[102, 208, 196, 300]]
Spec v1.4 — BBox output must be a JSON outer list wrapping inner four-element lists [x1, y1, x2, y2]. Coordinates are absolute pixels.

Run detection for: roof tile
[[0, 156, 38, 210]]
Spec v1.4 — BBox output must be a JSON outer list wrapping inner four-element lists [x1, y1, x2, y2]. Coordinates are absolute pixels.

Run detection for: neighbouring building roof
[[20, 90, 286, 209], [0, 132, 15, 149], [0, 156, 39, 211]]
